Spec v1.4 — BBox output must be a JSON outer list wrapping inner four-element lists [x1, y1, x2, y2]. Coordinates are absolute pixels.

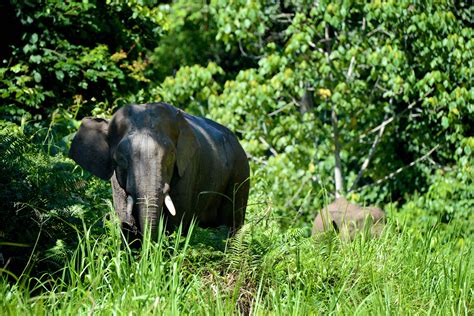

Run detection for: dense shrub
[[0, 122, 109, 275], [0, 1, 164, 122], [396, 162, 474, 237]]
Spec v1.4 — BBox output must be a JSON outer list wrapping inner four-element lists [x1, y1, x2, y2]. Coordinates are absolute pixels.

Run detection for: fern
[[0, 122, 109, 277]]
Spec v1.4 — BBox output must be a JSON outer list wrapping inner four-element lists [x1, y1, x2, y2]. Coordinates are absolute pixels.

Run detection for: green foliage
[[153, 0, 473, 224], [3, 2, 470, 225], [0, 1, 163, 122], [212, 0, 273, 54], [0, 122, 109, 275], [396, 159, 474, 237], [0, 1, 473, 312], [153, 62, 224, 115], [150, 1, 223, 81]]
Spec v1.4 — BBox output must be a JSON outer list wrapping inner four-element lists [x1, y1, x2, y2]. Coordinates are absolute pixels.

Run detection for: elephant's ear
[[176, 111, 199, 177], [69, 117, 113, 180]]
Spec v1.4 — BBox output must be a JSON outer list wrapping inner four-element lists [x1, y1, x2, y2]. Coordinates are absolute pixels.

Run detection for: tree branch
[[331, 104, 345, 198], [248, 154, 268, 166], [346, 56, 356, 80], [258, 136, 278, 157], [323, 25, 344, 198], [353, 144, 440, 193], [238, 40, 264, 60], [349, 111, 389, 193], [268, 102, 293, 116], [367, 27, 393, 38], [359, 88, 434, 140]]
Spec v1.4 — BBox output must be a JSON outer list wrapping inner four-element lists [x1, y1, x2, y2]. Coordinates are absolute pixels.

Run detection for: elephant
[[69, 102, 250, 239], [312, 197, 385, 240]]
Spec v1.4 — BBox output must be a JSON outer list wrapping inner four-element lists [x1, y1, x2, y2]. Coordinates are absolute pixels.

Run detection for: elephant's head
[[69, 103, 199, 237]]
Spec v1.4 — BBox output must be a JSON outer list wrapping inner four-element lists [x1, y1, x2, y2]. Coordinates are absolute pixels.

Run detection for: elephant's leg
[[219, 176, 249, 235], [111, 172, 138, 234]]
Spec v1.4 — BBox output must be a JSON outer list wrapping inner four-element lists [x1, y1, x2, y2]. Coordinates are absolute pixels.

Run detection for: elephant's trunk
[[135, 195, 162, 238], [134, 185, 176, 238]]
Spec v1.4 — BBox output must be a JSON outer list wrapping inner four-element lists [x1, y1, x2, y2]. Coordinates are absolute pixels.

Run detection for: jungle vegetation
[[0, 1, 472, 314]]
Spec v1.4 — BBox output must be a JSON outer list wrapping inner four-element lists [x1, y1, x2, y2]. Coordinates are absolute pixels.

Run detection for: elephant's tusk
[[164, 194, 176, 216], [126, 195, 134, 220]]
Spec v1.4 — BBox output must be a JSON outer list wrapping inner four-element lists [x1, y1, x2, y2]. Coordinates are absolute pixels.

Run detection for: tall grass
[[1, 212, 472, 315]]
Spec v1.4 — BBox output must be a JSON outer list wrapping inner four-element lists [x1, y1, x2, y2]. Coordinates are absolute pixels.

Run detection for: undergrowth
[[1, 212, 472, 315]]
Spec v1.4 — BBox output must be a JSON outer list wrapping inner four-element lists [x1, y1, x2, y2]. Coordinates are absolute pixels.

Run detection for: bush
[[395, 162, 474, 238], [0, 122, 110, 275]]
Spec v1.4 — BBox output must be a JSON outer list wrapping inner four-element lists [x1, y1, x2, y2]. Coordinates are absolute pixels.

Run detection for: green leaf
[[55, 70, 65, 81], [11, 64, 25, 74], [243, 19, 251, 29], [33, 71, 42, 83], [29, 55, 42, 64], [31, 33, 38, 44], [464, 146, 472, 156], [441, 116, 449, 128]]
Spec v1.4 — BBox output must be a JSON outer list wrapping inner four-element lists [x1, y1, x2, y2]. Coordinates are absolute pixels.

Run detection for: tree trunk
[[331, 104, 344, 198]]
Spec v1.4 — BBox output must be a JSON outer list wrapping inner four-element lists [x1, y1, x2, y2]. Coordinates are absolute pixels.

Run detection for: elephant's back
[[187, 114, 248, 164], [187, 114, 237, 141]]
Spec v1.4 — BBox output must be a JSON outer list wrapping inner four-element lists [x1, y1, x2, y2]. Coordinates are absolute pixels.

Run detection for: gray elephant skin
[[312, 197, 385, 240], [69, 102, 250, 238]]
